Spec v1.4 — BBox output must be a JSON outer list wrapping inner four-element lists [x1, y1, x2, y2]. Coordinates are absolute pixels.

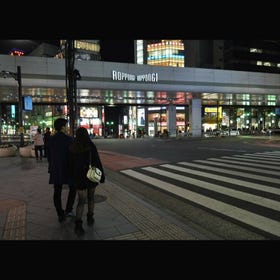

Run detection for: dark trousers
[[53, 184, 76, 216], [35, 145, 43, 159], [45, 145, 50, 161], [76, 187, 96, 221], [45, 146, 51, 172]]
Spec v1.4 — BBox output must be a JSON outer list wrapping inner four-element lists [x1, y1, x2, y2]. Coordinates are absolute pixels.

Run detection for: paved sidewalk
[[0, 155, 202, 240]]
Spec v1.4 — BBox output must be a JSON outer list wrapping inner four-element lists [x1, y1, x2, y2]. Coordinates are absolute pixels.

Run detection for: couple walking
[[48, 118, 105, 235]]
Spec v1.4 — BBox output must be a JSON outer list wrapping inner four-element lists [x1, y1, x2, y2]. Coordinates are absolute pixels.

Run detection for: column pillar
[[167, 104, 177, 137], [189, 98, 202, 137]]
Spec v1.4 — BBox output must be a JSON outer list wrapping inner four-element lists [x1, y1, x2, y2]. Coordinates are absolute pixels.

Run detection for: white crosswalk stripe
[[233, 154, 280, 162], [207, 157, 280, 171], [120, 151, 280, 238], [186, 161, 279, 183], [230, 155, 280, 165]]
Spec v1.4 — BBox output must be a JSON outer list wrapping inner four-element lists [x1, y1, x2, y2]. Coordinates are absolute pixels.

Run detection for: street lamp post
[[228, 98, 231, 136], [0, 105, 2, 144], [73, 69, 81, 132], [0, 65, 24, 147]]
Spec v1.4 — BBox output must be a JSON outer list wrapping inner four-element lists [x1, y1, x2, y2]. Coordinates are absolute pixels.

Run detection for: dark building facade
[[222, 40, 280, 73]]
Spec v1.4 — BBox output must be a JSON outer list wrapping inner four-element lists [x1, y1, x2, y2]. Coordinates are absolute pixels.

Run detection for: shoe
[[58, 214, 66, 223], [87, 213, 95, 226], [75, 220, 85, 235], [65, 211, 75, 217]]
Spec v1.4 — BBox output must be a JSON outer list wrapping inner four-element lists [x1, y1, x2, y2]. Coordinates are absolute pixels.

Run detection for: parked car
[[219, 129, 240, 136], [229, 129, 240, 136]]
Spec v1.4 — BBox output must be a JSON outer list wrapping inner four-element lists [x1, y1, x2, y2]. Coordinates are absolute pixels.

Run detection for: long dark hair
[[69, 127, 92, 153]]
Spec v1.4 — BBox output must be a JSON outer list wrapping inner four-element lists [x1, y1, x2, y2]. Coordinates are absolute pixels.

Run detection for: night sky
[[100, 40, 134, 63], [0, 40, 135, 63]]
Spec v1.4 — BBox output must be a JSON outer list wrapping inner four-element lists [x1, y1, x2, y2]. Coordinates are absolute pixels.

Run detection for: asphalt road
[[94, 135, 279, 162], [94, 135, 280, 240]]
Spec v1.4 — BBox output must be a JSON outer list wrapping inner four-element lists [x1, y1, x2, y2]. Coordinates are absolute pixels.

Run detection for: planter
[[19, 145, 33, 157], [30, 148, 36, 158], [0, 144, 18, 157]]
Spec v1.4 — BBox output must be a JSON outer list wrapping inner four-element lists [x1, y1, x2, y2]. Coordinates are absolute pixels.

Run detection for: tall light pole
[[228, 98, 231, 136], [64, 40, 82, 137], [0, 66, 24, 147], [65, 40, 75, 137], [73, 68, 81, 131]]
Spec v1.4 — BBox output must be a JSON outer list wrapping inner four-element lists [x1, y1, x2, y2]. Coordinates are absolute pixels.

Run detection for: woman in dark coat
[[69, 127, 105, 235]]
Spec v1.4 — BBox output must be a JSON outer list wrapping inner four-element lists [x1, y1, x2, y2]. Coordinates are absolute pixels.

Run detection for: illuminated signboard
[[137, 108, 145, 126], [112, 70, 159, 82], [11, 105, 15, 118], [80, 107, 98, 118], [23, 96, 33, 111], [9, 48, 25, 56]]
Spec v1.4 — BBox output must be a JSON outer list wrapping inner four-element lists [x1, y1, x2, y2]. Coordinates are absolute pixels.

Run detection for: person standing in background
[[69, 127, 105, 236], [33, 128, 44, 160], [49, 118, 76, 223]]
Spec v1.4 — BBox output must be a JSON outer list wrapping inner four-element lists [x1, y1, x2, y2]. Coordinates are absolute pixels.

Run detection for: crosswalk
[[120, 151, 280, 238]]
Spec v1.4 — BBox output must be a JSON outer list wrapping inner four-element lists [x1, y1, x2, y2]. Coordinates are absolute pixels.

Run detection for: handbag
[[86, 149, 102, 183], [87, 165, 102, 183]]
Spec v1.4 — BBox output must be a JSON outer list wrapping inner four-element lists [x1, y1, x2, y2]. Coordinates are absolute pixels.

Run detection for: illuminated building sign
[[75, 40, 100, 52], [23, 96, 33, 111], [11, 105, 15, 118], [80, 107, 98, 118], [112, 70, 158, 83], [205, 107, 222, 113], [137, 108, 145, 126], [9, 48, 25, 56], [60, 40, 100, 52]]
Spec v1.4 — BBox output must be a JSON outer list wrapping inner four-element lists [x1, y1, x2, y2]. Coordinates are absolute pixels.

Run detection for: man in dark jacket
[[49, 118, 76, 222]]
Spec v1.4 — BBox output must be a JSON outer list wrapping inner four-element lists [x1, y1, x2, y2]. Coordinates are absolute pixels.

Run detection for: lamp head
[[0, 71, 10, 78]]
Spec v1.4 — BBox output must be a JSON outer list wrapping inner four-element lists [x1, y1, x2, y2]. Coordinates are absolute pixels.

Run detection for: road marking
[[207, 157, 280, 171], [162, 163, 280, 196], [120, 151, 280, 237], [190, 160, 279, 184], [197, 147, 247, 152], [120, 168, 280, 237]]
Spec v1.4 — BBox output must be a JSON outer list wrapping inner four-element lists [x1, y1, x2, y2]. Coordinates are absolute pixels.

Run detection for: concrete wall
[[1, 54, 280, 95]]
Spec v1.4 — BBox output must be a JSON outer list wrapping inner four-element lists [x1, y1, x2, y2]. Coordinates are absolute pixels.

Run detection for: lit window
[[256, 61, 263, 65], [136, 40, 144, 64], [268, 95, 276, 101], [268, 101, 276, 106]]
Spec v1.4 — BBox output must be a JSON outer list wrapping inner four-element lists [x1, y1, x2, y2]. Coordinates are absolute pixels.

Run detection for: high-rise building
[[58, 40, 101, 61], [29, 42, 60, 57], [135, 40, 185, 67], [0, 40, 101, 60], [135, 40, 217, 68], [0, 40, 46, 56], [221, 40, 280, 73], [135, 40, 280, 73]]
